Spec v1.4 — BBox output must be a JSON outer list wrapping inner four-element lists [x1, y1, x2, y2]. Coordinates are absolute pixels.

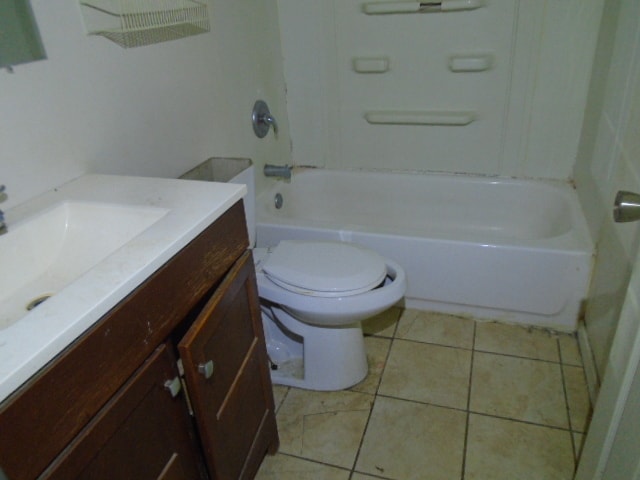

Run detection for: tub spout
[[264, 164, 291, 180]]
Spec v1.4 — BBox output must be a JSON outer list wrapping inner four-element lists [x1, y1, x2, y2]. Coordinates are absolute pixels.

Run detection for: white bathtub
[[255, 169, 594, 331]]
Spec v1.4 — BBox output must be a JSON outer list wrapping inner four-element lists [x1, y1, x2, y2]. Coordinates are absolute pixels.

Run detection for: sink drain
[[26, 294, 53, 311]]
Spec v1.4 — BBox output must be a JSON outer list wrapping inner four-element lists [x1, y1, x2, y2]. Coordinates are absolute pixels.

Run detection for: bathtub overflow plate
[[274, 193, 283, 209]]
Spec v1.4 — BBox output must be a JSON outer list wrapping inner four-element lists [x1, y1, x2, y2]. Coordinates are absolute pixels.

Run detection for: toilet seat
[[261, 240, 387, 297]]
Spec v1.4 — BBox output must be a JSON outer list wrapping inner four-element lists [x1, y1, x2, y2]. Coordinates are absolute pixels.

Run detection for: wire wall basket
[[79, 0, 210, 48]]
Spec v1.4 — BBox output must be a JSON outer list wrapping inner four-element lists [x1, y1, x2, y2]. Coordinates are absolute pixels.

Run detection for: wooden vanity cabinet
[[0, 201, 279, 480]]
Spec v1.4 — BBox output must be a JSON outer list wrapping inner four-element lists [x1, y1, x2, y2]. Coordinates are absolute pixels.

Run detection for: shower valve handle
[[252, 100, 278, 138]]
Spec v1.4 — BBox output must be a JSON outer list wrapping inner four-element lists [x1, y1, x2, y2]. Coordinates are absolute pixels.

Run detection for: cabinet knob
[[198, 360, 215, 379], [164, 377, 182, 398]]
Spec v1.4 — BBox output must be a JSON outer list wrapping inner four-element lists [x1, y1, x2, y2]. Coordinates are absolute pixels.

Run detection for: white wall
[[574, 0, 640, 380], [0, 0, 291, 210], [277, 0, 603, 180]]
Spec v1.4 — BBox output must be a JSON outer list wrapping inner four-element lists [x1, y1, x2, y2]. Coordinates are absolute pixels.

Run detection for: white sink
[[0, 174, 246, 401], [0, 202, 168, 330]]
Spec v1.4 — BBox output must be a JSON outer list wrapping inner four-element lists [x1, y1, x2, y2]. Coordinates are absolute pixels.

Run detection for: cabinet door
[[179, 251, 278, 480], [41, 344, 207, 480]]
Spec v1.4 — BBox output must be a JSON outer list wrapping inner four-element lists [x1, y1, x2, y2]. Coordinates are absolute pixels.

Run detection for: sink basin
[[0, 201, 168, 330]]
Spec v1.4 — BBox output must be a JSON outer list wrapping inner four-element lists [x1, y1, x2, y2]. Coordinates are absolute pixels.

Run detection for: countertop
[[0, 174, 246, 402]]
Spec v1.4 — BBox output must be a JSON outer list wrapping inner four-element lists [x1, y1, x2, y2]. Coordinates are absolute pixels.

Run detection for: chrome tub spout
[[263, 164, 292, 180]]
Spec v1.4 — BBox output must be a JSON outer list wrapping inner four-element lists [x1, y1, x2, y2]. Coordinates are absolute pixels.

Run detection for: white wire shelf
[[79, 0, 210, 48]]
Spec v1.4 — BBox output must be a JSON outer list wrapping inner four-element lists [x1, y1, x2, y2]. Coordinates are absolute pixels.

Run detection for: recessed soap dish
[[78, 0, 210, 48]]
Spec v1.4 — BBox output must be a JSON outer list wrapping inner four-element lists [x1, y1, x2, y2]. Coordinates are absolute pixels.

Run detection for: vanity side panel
[[0, 202, 248, 480]]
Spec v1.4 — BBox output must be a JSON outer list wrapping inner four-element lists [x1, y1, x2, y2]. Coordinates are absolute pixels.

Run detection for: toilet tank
[[180, 158, 256, 247]]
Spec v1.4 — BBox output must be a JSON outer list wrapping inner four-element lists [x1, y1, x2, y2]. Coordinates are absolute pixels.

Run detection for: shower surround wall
[[277, 0, 605, 180]]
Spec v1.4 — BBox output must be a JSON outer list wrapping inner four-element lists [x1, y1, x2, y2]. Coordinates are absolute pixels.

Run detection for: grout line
[[376, 333, 567, 366], [274, 386, 291, 415], [275, 452, 353, 474], [349, 331, 396, 476], [461, 320, 477, 480], [558, 333, 567, 365], [375, 392, 467, 414], [467, 321, 477, 411], [472, 348, 561, 365], [468, 410, 576, 434], [373, 391, 579, 434], [384, 333, 474, 351], [558, 337, 578, 463], [350, 469, 394, 480]]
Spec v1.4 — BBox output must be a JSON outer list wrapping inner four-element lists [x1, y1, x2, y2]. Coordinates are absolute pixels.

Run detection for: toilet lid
[[262, 240, 387, 297]]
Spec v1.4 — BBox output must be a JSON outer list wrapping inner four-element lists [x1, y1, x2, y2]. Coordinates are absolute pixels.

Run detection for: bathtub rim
[[257, 167, 594, 250]]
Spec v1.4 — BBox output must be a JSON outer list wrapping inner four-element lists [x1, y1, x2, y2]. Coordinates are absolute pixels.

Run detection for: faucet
[[0, 185, 6, 235], [263, 164, 291, 180]]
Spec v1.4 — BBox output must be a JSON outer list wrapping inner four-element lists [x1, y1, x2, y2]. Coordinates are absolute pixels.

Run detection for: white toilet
[[232, 165, 407, 391]]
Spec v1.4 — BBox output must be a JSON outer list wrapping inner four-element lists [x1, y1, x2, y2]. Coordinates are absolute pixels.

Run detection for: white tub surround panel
[[277, 0, 604, 180], [332, 0, 516, 175], [513, 0, 605, 179], [276, 1, 338, 170]]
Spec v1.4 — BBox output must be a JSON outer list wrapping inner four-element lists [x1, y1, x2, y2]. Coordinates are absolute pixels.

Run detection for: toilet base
[[262, 305, 368, 391]]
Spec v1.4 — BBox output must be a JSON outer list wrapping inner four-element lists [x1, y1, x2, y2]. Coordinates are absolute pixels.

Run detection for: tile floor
[[255, 308, 592, 480]]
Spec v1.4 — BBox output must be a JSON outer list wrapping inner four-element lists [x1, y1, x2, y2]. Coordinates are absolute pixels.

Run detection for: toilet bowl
[[254, 240, 406, 391], [206, 161, 407, 391]]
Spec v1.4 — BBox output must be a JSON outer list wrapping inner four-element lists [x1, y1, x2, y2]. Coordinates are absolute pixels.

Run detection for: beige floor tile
[[255, 453, 351, 480], [470, 352, 569, 428], [362, 307, 401, 338], [350, 336, 392, 395], [395, 309, 474, 349], [272, 385, 289, 413], [465, 414, 575, 480], [276, 388, 373, 469], [475, 322, 560, 362], [559, 333, 583, 366], [356, 396, 466, 480], [563, 365, 592, 432], [266, 310, 587, 480], [378, 339, 471, 409]]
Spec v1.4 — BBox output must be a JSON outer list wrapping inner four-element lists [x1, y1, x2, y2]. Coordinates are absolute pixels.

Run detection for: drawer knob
[[164, 377, 182, 398], [198, 360, 214, 379]]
